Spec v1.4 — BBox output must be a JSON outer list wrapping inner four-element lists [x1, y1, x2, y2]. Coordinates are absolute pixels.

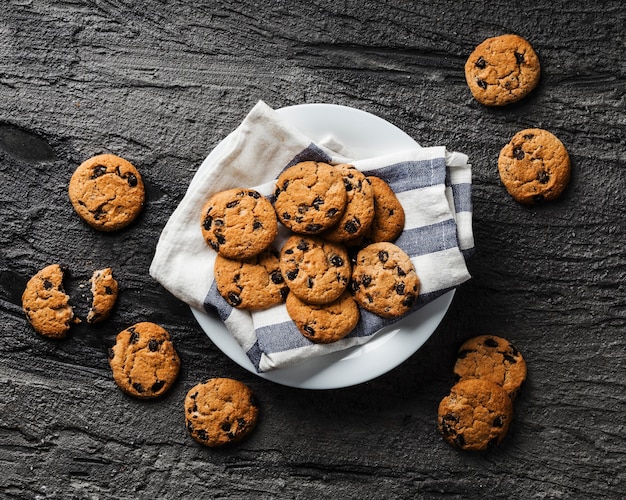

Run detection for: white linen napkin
[[150, 100, 473, 372]]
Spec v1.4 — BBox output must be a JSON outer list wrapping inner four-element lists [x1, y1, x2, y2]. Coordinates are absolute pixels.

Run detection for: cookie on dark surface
[[366, 175, 405, 243], [22, 264, 77, 339], [273, 161, 347, 234], [86, 267, 118, 324], [351, 242, 419, 318], [68, 153, 145, 231], [322, 164, 374, 242], [438, 378, 514, 452], [465, 34, 540, 106], [185, 378, 259, 447], [200, 188, 278, 259], [453, 335, 527, 399], [214, 248, 288, 310], [108, 322, 180, 399], [286, 290, 360, 343], [498, 128, 571, 204], [279, 235, 351, 305]]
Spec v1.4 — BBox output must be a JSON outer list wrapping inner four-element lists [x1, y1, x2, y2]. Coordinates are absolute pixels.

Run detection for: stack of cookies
[[200, 160, 420, 344]]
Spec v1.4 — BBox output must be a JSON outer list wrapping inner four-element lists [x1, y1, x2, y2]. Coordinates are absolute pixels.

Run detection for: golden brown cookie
[[351, 242, 419, 318], [322, 164, 375, 242], [185, 378, 259, 447], [68, 154, 145, 231], [108, 322, 180, 399], [214, 248, 288, 310], [366, 176, 405, 242], [201, 188, 277, 259], [453, 335, 527, 399], [22, 264, 77, 338], [438, 378, 514, 451], [465, 34, 540, 106], [273, 161, 347, 234], [86, 267, 118, 324], [279, 235, 351, 305], [498, 128, 571, 204], [286, 290, 360, 343]]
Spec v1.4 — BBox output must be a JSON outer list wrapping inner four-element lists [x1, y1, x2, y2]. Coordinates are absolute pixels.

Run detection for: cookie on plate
[[366, 176, 405, 242], [286, 290, 360, 343], [323, 164, 375, 242], [200, 188, 278, 259], [454, 335, 527, 399], [279, 235, 351, 305], [465, 34, 540, 106], [108, 322, 180, 399], [86, 267, 118, 324], [273, 161, 347, 234], [498, 128, 571, 204], [68, 154, 145, 231], [351, 242, 419, 318], [185, 378, 259, 447], [214, 248, 289, 310], [22, 264, 77, 338], [438, 378, 514, 451]]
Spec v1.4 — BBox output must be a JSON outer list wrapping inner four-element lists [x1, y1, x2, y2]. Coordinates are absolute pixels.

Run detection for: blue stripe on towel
[[284, 143, 332, 170], [203, 281, 232, 321], [395, 219, 459, 256], [363, 157, 447, 193], [451, 183, 472, 213]]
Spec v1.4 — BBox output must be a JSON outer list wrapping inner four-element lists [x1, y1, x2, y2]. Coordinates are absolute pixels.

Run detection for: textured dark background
[[1, 0, 625, 498]]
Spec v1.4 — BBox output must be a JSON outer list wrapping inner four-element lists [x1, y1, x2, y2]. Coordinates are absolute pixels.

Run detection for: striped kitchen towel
[[150, 100, 473, 372]]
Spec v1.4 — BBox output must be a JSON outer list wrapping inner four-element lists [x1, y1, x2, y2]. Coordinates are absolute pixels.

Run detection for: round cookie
[[108, 322, 180, 399], [438, 378, 514, 451], [68, 154, 145, 231], [279, 235, 351, 305], [214, 248, 289, 310], [351, 242, 419, 318], [454, 335, 527, 399], [273, 161, 347, 234], [286, 290, 360, 344], [185, 378, 259, 447], [323, 164, 374, 242], [86, 267, 118, 324], [366, 176, 405, 242], [465, 34, 540, 106], [22, 264, 76, 338], [200, 188, 278, 259], [498, 128, 571, 204]]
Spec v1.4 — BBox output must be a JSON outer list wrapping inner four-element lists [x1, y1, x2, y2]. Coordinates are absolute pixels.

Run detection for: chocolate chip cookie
[[86, 267, 118, 324], [498, 128, 571, 204], [108, 322, 180, 399], [200, 188, 278, 259], [185, 378, 259, 447], [214, 248, 288, 310], [22, 264, 77, 338], [68, 154, 145, 231], [351, 242, 419, 318], [323, 164, 374, 242], [454, 335, 527, 399], [286, 290, 360, 343], [279, 235, 351, 305], [465, 34, 540, 106], [273, 161, 347, 234], [366, 176, 405, 242], [438, 378, 514, 451]]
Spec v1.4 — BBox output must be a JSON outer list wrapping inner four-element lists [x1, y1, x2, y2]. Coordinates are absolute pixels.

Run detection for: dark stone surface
[[1, 0, 624, 498]]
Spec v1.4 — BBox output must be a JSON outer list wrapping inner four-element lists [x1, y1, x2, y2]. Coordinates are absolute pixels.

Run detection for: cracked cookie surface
[[274, 161, 347, 234], [438, 378, 514, 451], [108, 322, 180, 399], [69, 154, 145, 231], [279, 235, 351, 305], [465, 34, 540, 106], [201, 188, 277, 259], [286, 290, 360, 343], [22, 264, 76, 338], [365, 176, 405, 243], [87, 267, 118, 324], [498, 128, 571, 204], [185, 378, 259, 447]]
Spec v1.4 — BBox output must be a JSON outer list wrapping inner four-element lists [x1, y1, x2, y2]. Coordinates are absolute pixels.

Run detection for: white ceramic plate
[[191, 103, 454, 390]]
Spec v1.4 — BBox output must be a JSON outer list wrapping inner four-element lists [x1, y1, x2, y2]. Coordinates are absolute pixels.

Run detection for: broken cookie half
[[86, 267, 118, 324]]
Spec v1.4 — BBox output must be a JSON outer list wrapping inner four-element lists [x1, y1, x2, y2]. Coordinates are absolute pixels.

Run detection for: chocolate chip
[[282, 212, 291, 220], [350, 280, 360, 292], [326, 208, 339, 218], [307, 277, 314, 288], [43, 279, 53, 290], [454, 434, 466, 448], [248, 190, 260, 199], [378, 250, 389, 263], [297, 204, 307, 214], [227, 292, 242, 307], [237, 418, 246, 428], [396, 266, 406, 277], [203, 215, 213, 230], [93, 206, 104, 220], [209, 241, 219, 251], [513, 147, 525, 160], [270, 270, 284, 284], [253, 221, 263, 230], [484, 338, 499, 348], [125, 173, 138, 187], [344, 218, 359, 234], [475, 56, 487, 69], [305, 223, 322, 232], [493, 416, 504, 427], [226, 200, 239, 209], [330, 255, 344, 267], [343, 177, 353, 191], [304, 325, 315, 336], [284, 248, 294, 255], [538, 171, 550, 184], [476, 78, 487, 89], [196, 429, 208, 441], [129, 329, 139, 344], [214, 219, 224, 226], [151, 380, 165, 393], [312, 196, 324, 210], [297, 239, 309, 251], [515, 51, 524, 64], [132, 382, 144, 393], [148, 339, 159, 351], [365, 294, 373, 303], [216, 233, 226, 245], [221, 421, 231, 432], [92, 165, 107, 178], [274, 187, 281, 198], [523, 134, 535, 140], [503, 353, 517, 364], [395, 283, 405, 295], [105, 286, 113, 295], [361, 275, 372, 287], [279, 287, 289, 300], [233, 273, 240, 283], [402, 294, 416, 308], [286, 269, 299, 280], [440, 413, 458, 436], [457, 349, 475, 359]]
